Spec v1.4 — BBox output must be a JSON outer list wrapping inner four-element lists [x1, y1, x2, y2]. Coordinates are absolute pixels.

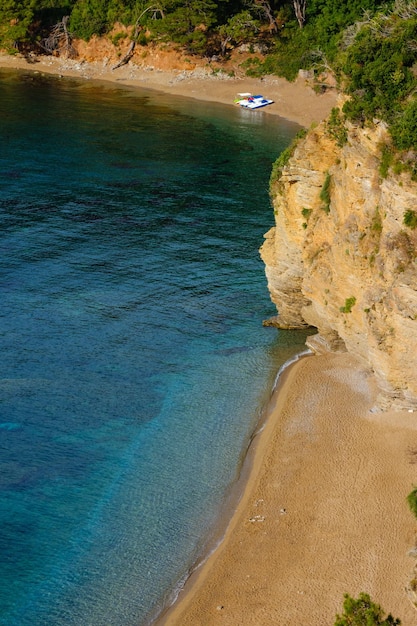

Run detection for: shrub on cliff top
[[340, 296, 356, 313], [334, 592, 401, 625], [270, 129, 307, 189], [320, 172, 331, 213], [342, 6, 417, 147], [379, 144, 394, 179], [407, 486, 417, 518], [391, 99, 417, 151], [404, 209, 417, 230], [326, 108, 348, 147]]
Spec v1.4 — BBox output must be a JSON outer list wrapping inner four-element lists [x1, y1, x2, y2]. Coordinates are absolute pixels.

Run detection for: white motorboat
[[234, 93, 274, 109]]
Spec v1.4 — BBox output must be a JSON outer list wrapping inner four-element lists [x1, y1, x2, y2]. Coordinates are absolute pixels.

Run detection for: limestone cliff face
[[261, 118, 417, 410]]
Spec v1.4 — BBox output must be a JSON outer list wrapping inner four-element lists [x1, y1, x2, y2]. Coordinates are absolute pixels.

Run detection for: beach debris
[[216, 605, 224, 611], [249, 515, 265, 523], [279, 508, 287, 515]]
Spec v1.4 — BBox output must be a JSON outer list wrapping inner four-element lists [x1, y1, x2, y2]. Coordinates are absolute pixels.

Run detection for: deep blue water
[[0, 68, 307, 625]]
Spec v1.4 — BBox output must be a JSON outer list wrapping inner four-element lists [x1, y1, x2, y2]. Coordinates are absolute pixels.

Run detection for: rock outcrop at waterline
[[260, 114, 417, 410]]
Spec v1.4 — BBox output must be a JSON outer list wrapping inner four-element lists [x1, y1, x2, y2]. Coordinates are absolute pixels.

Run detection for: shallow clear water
[[0, 68, 307, 625]]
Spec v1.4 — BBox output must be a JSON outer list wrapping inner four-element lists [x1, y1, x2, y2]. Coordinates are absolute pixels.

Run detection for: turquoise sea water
[[0, 68, 307, 625]]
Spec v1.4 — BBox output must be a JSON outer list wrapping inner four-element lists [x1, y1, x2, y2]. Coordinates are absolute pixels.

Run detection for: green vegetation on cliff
[[0, 0, 395, 67], [269, 128, 307, 190], [341, 1, 417, 156], [1, 0, 393, 62]]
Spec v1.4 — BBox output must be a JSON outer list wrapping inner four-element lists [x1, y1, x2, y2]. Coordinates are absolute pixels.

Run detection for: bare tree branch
[[394, 0, 417, 19], [249, 0, 278, 33], [39, 16, 76, 58], [293, 0, 306, 28], [112, 4, 164, 70]]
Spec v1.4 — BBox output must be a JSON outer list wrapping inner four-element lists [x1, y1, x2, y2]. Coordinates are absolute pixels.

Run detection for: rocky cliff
[[260, 113, 417, 410]]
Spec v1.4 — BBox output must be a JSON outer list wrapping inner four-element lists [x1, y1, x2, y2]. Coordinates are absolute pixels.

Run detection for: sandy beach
[[159, 352, 417, 626], [1, 53, 416, 625], [0, 52, 337, 127]]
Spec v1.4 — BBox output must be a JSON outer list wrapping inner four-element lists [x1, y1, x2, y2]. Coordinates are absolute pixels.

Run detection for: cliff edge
[[261, 113, 417, 410]]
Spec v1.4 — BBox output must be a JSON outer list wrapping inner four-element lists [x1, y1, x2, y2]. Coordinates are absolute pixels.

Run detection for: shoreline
[[2, 55, 415, 625], [153, 351, 310, 625], [152, 350, 311, 625], [158, 352, 417, 626], [0, 53, 338, 127]]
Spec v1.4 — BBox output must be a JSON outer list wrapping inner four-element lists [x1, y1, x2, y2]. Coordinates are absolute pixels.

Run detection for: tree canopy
[[0, 0, 392, 56], [334, 593, 401, 626]]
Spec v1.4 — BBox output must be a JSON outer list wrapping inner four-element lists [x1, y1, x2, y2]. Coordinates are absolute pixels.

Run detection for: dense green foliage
[[0, 0, 394, 59], [326, 107, 348, 146], [245, 0, 386, 81], [320, 171, 331, 212], [379, 144, 395, 178], [0, 0, 74, 50], [339, 296, 356, 313], [404, 209, 417, 229], [342, 8, 417, 123], [270, 129, 307, 188], [0, 0, 288, 51], [391, 98, 417, 151], [340, 2, 417, 155], [407, 486, 417, 516], [335, 593, 401, 625]]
